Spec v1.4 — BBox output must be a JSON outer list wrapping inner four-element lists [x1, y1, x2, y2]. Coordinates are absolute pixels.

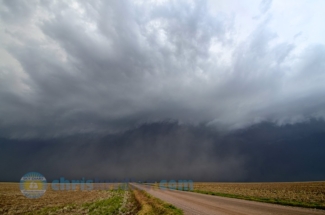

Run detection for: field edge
[[192, 189, 325, 210], [132, 188, 183, 215]]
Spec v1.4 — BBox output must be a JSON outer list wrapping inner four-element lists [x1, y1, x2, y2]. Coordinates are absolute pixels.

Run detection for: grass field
[[0, 182, 139, 214], [193, 181, 325, 209], [0, 182, 182, 214]]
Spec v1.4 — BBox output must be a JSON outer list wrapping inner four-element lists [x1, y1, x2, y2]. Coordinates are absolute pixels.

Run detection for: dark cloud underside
[[1, 121, 325, 182]]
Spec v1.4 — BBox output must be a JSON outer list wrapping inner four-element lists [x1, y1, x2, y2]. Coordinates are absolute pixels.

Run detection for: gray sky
[[1, 0, 325, 139], [1, 0, 325, 182]]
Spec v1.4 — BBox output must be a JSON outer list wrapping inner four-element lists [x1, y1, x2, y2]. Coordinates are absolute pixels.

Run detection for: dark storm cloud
[[0, 0, 324, 184], [1, 121, 325, 182], [0, 0, 325, 139]]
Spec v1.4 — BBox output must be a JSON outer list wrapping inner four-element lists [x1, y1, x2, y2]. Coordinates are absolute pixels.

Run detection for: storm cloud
[[1, 0, 325, 138], [1, 120, 325, 182], [1, 0, 325, 182]]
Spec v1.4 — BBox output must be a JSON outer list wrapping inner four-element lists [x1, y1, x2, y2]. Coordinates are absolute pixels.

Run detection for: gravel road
[[131, 183, 325, 215]]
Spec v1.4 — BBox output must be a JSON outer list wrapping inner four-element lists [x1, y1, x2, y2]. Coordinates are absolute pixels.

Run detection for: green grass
[[192, 190, 325, 210], [83, 189, 124, 214]]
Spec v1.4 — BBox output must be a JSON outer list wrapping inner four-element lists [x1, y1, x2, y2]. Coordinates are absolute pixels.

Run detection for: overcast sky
[[1, 0, 325, 139], [1, 0, 325, 182]]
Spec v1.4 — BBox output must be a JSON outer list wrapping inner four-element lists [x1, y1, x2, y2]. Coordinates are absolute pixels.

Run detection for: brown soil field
[[1, 182, 182, 215], [0, 182, 127, 214], [194, 181, 325, 209]]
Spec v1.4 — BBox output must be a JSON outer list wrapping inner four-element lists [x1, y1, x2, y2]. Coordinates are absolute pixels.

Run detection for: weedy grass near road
[[133, 189, 183, 215], [193, 182, 325, 210]]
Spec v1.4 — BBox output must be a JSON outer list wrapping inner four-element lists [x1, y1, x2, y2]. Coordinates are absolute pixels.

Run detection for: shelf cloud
[[1, 0, 325, 138], [1, 0, 325, 182]]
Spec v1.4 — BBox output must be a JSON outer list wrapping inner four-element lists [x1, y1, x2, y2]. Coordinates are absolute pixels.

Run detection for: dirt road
[[131, 183, 325, 215]]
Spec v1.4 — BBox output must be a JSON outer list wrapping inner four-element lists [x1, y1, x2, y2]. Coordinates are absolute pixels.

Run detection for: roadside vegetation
[[133, 189, 183, 215], [193, 182, 325, 210]]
